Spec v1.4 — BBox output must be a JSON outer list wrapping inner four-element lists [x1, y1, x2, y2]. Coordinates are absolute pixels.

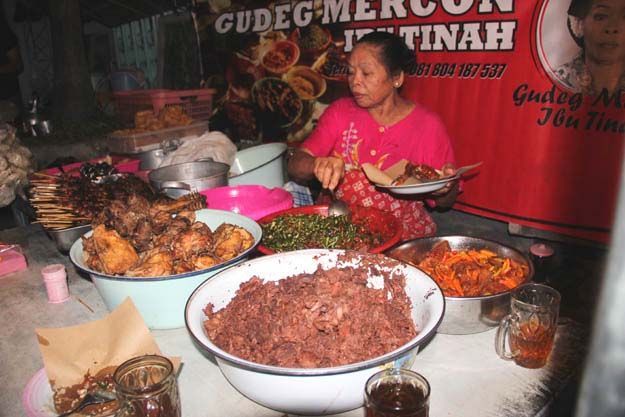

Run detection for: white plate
[[377, 175, 458, 195], [21, 368, 55, 417]]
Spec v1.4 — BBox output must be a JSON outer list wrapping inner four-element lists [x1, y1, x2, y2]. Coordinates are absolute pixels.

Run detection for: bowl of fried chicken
[[69, 192, 262, 329], [185, 249, 445, 415]]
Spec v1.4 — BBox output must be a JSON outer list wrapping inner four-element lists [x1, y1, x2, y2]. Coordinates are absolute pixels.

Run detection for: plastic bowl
[[185, 249, 445, 415], [386, 235, 534, 335], [69, 209, 262, 329], [256, 204, 402, 255], [229, 143, 287, 189], [199, 185, 293, 221]]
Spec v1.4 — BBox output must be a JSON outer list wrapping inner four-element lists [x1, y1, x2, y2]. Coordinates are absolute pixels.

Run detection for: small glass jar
[[114, 355, 180, 417], [364, 368, 430, 417]]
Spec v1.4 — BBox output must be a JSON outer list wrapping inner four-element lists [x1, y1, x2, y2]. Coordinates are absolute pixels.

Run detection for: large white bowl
[[69, 209, 262, 330], [185, 249, 445, 415], [229, 142, 287, 188]]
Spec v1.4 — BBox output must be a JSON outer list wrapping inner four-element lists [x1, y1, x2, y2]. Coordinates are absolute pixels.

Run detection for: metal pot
[[138, 140, 180, 170], [148, 159, 229, 198], [386, 235, 534, 335]]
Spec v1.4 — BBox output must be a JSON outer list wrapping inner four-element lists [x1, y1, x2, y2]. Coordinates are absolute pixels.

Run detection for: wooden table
[[0, 225, 586, 417]]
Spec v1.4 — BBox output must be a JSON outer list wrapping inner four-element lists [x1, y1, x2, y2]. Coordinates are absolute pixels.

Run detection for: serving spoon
[[327, 189, 350, 217], [57, 389, 116, 417]]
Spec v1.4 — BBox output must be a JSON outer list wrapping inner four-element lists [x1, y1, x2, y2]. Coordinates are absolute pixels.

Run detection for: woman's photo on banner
[[553, 0, 625, 96]]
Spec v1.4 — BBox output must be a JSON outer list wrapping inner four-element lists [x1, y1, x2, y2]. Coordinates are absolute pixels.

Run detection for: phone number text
[[408, 63, 507, 79]]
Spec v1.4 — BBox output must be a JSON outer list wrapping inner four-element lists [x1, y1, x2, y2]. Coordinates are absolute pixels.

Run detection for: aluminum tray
[[47, 224, 92, 253]]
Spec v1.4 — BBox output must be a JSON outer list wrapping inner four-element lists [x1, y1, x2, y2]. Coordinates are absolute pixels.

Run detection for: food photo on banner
[[195, 0, 624, 242]]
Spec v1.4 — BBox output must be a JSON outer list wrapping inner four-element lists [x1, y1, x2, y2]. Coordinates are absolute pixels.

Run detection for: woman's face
[[347, 44, 400, 108], [582, 0, 625, 65]]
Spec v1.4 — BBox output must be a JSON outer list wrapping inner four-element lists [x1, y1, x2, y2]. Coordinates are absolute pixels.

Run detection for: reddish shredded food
[[417, 241, 529, 297], [203, 265, 417, 368]]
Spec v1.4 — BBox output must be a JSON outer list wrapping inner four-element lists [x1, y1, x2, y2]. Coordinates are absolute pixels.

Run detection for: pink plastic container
[[42, 156, 141, 176], [199, 185, 293, 221], [41, 264, 70, 304]]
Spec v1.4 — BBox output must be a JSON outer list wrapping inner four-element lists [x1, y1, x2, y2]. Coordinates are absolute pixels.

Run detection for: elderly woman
[[288, 32, 458, 240], [556, 0, 625, 95]]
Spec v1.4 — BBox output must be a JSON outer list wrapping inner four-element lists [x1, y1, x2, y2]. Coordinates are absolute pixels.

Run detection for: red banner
[[198, 0, 624, 242]]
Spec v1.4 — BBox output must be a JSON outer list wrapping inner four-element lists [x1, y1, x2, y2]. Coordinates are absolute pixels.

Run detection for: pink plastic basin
[[199, 185, 293, 221]]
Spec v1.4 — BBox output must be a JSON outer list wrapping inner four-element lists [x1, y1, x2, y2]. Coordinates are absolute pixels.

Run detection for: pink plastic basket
[[112, 88, 217, 126], [150, 89, 217, 121], [199, 185, 293, 221]]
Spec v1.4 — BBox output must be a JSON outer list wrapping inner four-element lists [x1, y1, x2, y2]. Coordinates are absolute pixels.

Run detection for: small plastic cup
[[41, 264, 70, 303]]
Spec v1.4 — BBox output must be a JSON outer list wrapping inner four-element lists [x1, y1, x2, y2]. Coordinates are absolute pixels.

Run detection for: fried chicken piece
[[126, 248, 174, 277], [173, 259, 194, 275], [132, 218, 153, 252], [82, 235, 103, 271], [193, 253, 223, 270], [91, 224, 139, 274], [149, 194, 205, 216], [176, 210, 196, 223], [213, 223, 255, 260], [172, 222, 213, 261], [150, 210, 172, 235], [153, 217, 192, 248], [127, 193, 151, 214]]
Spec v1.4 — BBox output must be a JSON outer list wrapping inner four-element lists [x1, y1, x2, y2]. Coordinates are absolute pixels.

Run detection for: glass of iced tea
[[364, 368, 430, 417], [495, 283, 561, 369]]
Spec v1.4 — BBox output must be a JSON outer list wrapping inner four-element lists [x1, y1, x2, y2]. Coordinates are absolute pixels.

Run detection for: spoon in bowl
[[327, 189, 350, 217]]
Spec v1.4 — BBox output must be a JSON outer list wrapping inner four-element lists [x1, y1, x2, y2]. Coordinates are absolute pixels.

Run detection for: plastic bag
[[158, 131, 237, 168]]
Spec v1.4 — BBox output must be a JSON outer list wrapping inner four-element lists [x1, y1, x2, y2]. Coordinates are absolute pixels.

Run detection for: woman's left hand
[[430, 163, 457, 196], [430, 163, 459, 208]]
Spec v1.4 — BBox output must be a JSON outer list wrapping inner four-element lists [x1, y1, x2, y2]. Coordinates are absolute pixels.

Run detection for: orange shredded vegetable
[[417, 242, 529, 297]]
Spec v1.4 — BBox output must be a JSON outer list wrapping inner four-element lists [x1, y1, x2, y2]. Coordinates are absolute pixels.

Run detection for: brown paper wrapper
[[362, 160, 421, 186], [36, 298, 179, 390]]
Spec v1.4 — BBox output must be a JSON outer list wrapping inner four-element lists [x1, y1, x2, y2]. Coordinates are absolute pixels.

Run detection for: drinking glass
[[114, 355, 180, 417], [495, 283, 561, 368], [364, 368, 430, 417]]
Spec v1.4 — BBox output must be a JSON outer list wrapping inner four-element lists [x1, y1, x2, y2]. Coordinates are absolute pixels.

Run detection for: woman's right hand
[[313, 156, 345, 190]]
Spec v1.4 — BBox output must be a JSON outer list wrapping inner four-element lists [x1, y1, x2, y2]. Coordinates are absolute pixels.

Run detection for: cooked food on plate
[[392, 162, 441, 185], [416, 240, 529, 297], [52, 366, 117, 416], [83, 193, 254, 277], [203, 263, 417, 367]]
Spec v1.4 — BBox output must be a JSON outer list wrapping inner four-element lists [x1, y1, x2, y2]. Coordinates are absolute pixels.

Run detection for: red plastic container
[[112, 88, 217, 125], [256, 204, 402, 255]]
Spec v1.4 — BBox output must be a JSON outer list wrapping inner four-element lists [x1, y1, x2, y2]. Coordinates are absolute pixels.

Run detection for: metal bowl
[[386, 236, 534, 335], [47, 224, 92, 253], [148, 160, 229, 198]]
